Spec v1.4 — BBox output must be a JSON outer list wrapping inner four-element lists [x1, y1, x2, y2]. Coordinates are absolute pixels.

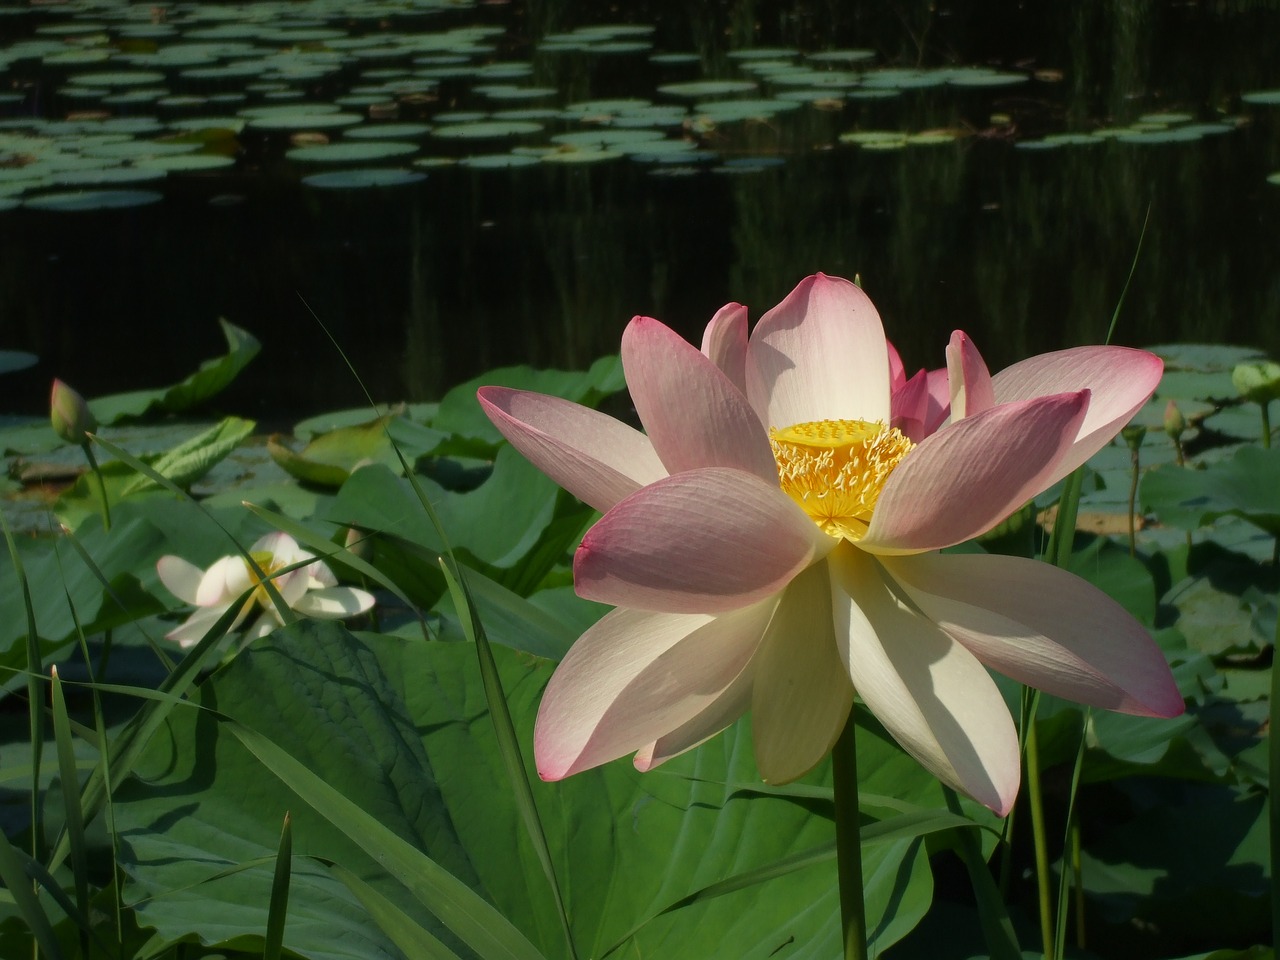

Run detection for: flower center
[[245, 550, 286, 611], [769, 419, 915, 541]]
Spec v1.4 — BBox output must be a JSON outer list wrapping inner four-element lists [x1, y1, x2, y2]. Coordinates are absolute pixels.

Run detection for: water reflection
[[0, 0, 1277, 419]]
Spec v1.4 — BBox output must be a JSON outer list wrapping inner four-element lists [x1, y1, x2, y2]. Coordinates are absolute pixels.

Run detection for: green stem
[[1071, 820, 1085, 949], [82, 443, 110, 532], [1270, 612, 1280, 948], [832, 710, 869, 960], [1262, 401, 1272, 449], [1025, 717, 1055, 960], [1128, 446, 1140, 558]]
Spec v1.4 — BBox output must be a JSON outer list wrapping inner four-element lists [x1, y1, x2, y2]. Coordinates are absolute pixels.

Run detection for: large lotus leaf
[[0, 514, 167, 686], [88, 320, 260, 424], [1141, 447, 1280, 535], [325, 452, 567, 581], [114, 621, 943, 960], [1078, 784, 1269, 946], [432, 355, 626, 451], [268, 413, 404, 487], [1065, 536, 1157, 625], [1162, 546, 1276, 657]]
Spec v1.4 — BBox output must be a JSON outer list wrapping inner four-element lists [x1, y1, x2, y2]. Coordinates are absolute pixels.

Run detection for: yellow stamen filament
[[770, 419, 914, 541], [245, 550, 286, 611]]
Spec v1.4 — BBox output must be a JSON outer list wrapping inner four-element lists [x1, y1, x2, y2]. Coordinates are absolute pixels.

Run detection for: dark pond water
[[1, 0, 1278, 422]]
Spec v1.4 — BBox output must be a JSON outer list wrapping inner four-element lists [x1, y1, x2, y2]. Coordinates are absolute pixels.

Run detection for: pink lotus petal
[[946, 331, 995, 420], [535, 601, 775, 780], [157, 555, 204, 606], [829, 546, 1020, 815], [751, 561, 854, 783], [882, 553, 1185, 718], [196, 555, 250, 606], [746, 274, 891, 429], [574, 467, 833, 614], [862, 391, 1089, 554], [293, 586, 376, 619], [251, 531, 298, 556], [991, 345, 1163, 481], [887, 339, 906, 392], [634, 659, 757, 771], [478, 386, 667, 513], [701, 302, 749, 395], [624, 316, 776, 482], [165, 603, 234, 649]]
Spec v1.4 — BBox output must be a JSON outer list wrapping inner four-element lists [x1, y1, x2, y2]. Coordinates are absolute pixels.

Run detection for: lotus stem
[[1271, 609, 1280, 946], [1128, 445, 1140, 558], [1262, 401, 1272, 449], [82, 443, 110, 532], [832, 710, 869, 960], [1025, 718, 1055, 960]]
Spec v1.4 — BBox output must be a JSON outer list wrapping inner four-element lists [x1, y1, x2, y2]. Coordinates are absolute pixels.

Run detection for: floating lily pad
[[344, 122, 432, 139], [53, 166, 167, 186], [1242, 89, 1280, 105], [432, 120, 542, 139], [69, 70, 166, 87], [460, 153, 540, 169], [24, 188, 163, 211], [0, 350, 37, 375], [1150, 343, 1268, 372], [550, 128, 665, 148], [692, 98, 800, 121], [657, 80, 758, 98], [541, 148, 624, 164], [136, 154, 236, 171], [301, 168, 426, 189], [947, 70, 1028, 87], [807, 49, 876, 63], [287, 140, 418, 163], [246, 111, 364, 131]]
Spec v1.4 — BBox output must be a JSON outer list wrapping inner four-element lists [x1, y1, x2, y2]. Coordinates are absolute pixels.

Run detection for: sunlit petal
[[830, 546, 1020, 815], [293, 587, 377, 619], [196, 555, 249, 606], [634, 660, 757, 771], [535, 600, 775, 780], [156, 555, 204, 606], [701, 302, 749, 396], [746, 274, 891, 428], [623, 316, 776, 481], [991, 345, 1163, 481], [882, 553, 1185, 718], [751, 560, 854, 783], [165, 604, 234, 649], [945, 331, 995, 421], [575, 467, 833, 613], [478, 386, 667, 513], [862, 392, 1089, 554]]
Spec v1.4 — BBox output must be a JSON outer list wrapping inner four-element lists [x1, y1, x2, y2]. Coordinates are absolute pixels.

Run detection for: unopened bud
[[1231, 361, 1280, 405], [1121, 423, 1147, 452], [50, 379, 96, 445], [1162, 399, 1186, 440], [344, 526, 372, 561]]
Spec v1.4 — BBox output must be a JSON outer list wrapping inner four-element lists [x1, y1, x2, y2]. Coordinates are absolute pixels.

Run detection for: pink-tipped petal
[[891, 369, 931, 443], [701, 302, 749, 395], [574, 467, 833, 614], [196, 555, 250, 606], [157, 555, 204, 606], [829, 546, 1020, 815], [751, 560, 854, 783], [623, 316, 776, 482], [945, 331, 995, 421], [478, 386, 667, 514], [882, 553, 1185, 718], [862, 391, 1090, 555], [924, 368, 950, 435], [746, 274, 891, 429], [991, 345, 1163, 481], [165, 604, 235, 649], [634, 659, 757, 771], [887, 339, 907, 392], [293, 587, 377, 619], [535, 601, 775, 780]]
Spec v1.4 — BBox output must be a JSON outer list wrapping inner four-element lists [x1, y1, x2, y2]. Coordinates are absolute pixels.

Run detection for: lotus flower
[[478, 274, 1183, 814], [156, 532, 375, 648]]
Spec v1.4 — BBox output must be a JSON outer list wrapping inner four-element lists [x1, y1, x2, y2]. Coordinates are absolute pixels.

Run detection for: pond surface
[[1, 0, 1278, 421]]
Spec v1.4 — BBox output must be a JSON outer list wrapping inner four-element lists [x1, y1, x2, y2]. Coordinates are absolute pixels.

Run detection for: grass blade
[[331, 864, 463, 960], [439, 559, 578, 960], [0, 826, 63, 960], [264, 812, 293, 960], [50, 666, 90, 956], [225, 719, 546, 960], [2, 513, 46, 862]]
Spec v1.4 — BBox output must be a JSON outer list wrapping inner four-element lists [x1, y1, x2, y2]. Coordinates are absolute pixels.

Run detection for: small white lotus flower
[[156, 532, 375, 648]]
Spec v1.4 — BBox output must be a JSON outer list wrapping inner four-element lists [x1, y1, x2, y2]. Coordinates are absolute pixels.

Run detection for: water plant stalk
[[82, 443, 110, 532], [1025, 717, 1055, 960], [1262, 401, 1272, 449], [1271, 609, 1280, 947], [832, 711, 869, 960]]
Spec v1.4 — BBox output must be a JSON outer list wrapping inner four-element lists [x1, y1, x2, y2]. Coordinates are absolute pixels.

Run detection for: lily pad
[[302, 169, 426, 189], [24, 189, 163, 211]]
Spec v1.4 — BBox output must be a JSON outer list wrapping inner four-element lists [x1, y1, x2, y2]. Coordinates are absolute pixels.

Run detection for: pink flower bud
[[50, 379, 96, 445]]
